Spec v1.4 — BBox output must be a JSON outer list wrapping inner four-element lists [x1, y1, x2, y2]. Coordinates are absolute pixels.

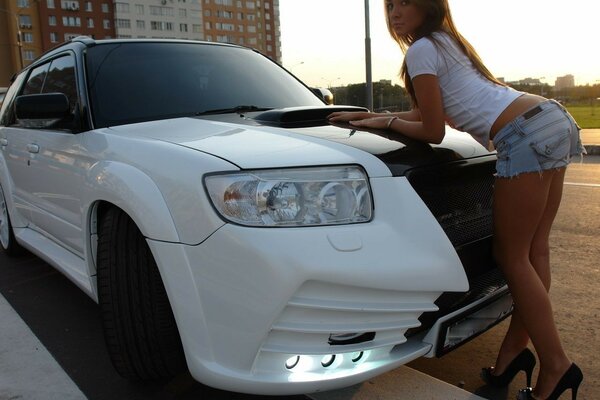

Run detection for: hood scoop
[[253, 106, 368, 128]]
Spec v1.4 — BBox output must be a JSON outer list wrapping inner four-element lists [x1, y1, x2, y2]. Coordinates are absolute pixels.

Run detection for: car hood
[[107, 110, 493, 177]]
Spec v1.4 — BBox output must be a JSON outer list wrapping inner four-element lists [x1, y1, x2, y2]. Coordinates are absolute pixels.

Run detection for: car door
[[2, 53, 89, 257]]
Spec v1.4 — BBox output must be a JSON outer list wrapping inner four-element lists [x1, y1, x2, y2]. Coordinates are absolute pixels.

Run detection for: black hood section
[[252, 105, 368, 128], [197, 106, 495, 176]]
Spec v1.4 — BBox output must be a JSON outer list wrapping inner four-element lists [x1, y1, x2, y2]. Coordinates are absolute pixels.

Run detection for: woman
[[328, 1, 585, 399]]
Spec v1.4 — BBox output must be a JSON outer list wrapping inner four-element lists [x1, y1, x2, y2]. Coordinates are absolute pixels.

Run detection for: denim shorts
[[492, 100, 586, 178]]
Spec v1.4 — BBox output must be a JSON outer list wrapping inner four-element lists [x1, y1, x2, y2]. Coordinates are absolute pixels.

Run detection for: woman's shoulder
[[407, 35, 437, 58]]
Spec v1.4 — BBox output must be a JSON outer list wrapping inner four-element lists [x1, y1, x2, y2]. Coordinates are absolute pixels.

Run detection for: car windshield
[[85, 42, 324, 128]]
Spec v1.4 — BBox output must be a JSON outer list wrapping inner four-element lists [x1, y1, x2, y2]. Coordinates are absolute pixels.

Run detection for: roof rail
[[71, 35, 96, 46]]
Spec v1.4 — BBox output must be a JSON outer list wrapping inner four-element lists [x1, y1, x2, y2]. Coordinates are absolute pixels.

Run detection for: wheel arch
[[84, 161, 181, 298]]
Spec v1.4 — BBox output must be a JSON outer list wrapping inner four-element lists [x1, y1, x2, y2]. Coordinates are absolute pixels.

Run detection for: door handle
[[27, 143, 40, 153], [0, 138, 7, 146]]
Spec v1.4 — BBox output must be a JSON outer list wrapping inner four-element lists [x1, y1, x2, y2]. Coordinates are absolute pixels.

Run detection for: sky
[[279, 0, 600, 88]]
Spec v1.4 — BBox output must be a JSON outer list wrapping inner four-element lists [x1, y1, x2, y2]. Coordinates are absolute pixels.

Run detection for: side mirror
[[15, 93, 71, 120], [311, 87, 334, 105]]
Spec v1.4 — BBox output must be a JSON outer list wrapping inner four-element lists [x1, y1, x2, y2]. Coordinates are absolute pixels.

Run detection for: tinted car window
[[22, 63, 50, 95], [42, 55, 78, 113], [86, 42, 324, 128]]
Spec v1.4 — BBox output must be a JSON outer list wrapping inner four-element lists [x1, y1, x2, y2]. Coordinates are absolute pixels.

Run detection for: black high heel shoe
[[481, 348, 536, 387], [516, 363, 583, 400]]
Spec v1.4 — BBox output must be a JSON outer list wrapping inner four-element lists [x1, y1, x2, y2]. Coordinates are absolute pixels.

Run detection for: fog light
[[285, 355, 300, 369], [351, 351, 364, 362], [321, 354, 336, 367]]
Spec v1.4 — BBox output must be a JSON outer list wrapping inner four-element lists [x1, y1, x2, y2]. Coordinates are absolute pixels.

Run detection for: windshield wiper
[[196, 105, 273, 115]]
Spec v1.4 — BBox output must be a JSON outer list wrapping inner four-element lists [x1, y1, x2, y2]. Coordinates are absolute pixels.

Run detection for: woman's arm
[[335, 74, 446, 144], [327, 108, 421, 123]]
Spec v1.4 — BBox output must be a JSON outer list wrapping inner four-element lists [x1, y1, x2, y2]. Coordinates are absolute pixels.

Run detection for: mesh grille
[[406, 158, 495, 247]]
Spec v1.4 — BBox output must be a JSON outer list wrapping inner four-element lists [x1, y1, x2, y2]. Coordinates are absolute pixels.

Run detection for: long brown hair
[[384, 0, 504, 106]]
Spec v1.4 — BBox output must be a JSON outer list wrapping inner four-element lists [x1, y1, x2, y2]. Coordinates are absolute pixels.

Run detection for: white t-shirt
[[405, 31, 522, 146]]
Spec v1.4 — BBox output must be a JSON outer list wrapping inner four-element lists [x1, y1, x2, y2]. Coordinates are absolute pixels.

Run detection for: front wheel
[[0, 184, 23, 256], [97, 207, 186, 380]]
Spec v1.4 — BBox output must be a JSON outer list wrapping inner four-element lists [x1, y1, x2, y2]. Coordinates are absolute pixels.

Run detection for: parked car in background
[[0, 37, 512, 395]]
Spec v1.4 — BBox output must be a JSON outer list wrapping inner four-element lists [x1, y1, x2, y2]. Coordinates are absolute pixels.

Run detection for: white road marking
[[564, 182, 600, 187]]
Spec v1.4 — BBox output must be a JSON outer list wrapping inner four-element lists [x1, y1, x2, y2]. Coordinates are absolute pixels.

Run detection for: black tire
[[97, 207, 186, 380], [0, 183, 24, 256]]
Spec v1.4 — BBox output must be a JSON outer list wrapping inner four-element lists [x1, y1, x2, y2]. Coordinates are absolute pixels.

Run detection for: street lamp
[[364, 0, 373, 110]]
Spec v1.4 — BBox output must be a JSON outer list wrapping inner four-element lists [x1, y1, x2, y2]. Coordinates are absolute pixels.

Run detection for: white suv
[[0, 38, 512, 395]]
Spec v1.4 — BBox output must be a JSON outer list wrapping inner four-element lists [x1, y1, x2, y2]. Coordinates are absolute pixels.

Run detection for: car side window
[[0, 73, 27, 127], [13, 54, 79, 130], [41, 55, 78, 114], [22, 63, 50, 95]]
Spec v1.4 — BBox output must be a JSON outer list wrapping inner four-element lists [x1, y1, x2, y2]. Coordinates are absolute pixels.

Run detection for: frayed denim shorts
[[492, 100, 586, 178]]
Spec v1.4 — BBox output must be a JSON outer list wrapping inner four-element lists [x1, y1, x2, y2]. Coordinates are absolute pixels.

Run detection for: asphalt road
[[1, 156, 598, 400], [408, 155, 600, 399]]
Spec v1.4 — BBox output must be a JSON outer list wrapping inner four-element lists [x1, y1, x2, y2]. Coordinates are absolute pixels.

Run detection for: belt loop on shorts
[[522, 105, 543, 120]]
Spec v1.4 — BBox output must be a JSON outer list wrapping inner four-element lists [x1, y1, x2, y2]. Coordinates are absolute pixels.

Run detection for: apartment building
[[201, 0, 280, 62], [113, 0, 204, 41], [113, 0, 280, 62], [1, 0, 44, 84], [0, 0, 116, 85], [1, 0, 280, 86]]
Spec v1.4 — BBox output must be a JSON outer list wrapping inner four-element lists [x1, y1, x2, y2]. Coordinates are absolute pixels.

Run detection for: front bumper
[[147, 177, 504, 395]]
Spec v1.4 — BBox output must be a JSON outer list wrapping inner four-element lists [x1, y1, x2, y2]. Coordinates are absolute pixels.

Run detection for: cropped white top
[[405, 31, 522, 146]]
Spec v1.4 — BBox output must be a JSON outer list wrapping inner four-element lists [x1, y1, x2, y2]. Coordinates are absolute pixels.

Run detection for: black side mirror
[[15, 93, 71, 120]]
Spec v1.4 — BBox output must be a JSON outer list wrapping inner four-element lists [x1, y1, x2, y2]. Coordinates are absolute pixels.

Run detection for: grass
[[564, 105, 600, 129]]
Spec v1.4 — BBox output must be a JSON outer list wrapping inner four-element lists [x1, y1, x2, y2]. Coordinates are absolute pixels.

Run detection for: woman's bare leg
[[493, 168, 571, 398]]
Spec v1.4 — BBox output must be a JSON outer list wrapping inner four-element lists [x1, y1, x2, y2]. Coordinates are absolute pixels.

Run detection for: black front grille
[[404, 155, 508, 336], [405, 157, 496, 248]]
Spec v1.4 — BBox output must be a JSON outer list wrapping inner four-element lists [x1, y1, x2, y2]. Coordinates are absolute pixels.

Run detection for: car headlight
[[204, 166, 373, 227]]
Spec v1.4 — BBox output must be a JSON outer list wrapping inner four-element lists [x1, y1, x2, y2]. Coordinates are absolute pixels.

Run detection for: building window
[[246, 14, 255, 21], [150, 21, 173, 31], [149, 6, 174, 16], [22, 32, 34, 43], [49, 15, 57, 25], [135, 4, 144, 14], [180, 23, 187, 32], [136, 20, 145, 29], [245, 1, 254, 8], [264, 1, 269, 9], [216, 10, 233, 18], [62, 16, 81, 26], [265, 12, 270, 20], [17, 0, 29, 8], [85, 1, 92, 11], [116, 18, 130, 29], [87, 17, 94, 27], [179, 8, 186, 17], [47, 0, 55, 8], [115, 2, 130, 13], [19, 15, 32, 28], [103, 19, 110, 28], [61, 0, 80, 10], [23, 50, 35, 61], [217, 23, 234, 31], [101, 3, 109, 12], [247, 25, 256, 33], [50, 32, 58, 42], [192, 24, 201, 33]]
